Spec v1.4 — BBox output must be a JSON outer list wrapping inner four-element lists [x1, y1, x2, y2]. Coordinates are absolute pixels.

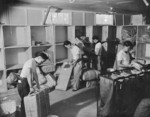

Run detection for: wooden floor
[[49, 87, 98, 117]]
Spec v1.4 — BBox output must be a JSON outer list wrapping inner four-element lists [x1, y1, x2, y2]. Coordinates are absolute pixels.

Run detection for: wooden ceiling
[[1, 0, 150, 14]]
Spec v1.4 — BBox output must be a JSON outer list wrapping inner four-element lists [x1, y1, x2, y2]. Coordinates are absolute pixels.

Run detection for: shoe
[[72, 89, 78, 92], [47, 115, 59, 117]]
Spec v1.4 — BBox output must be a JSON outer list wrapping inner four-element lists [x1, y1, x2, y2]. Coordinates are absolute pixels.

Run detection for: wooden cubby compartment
[[72, 12, 85, 26], [5, 48, 30, 70], [124, 15, 132, 25], [0, 7, 27, 25], [75, 26, 86, 37], [6, 69, 21, 82], [93, 26, 102, 41], [30, 26, 52, 46], [115, 14, 123, 26], [55, 26, 69, 63], [136, 43, 150, 60], [122, 26, 137, 42], [56, 45, 68, 63], [137, 26, 150, 42], [55, 26, 68, 44], [3, 26, 29, 48], [27, 8, 46, 25], [136, 43, 146, 59], [136, 25, 150, 59]]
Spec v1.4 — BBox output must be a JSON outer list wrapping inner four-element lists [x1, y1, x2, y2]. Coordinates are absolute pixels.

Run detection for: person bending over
[[64, 40, 83, 91], [117, 41, 143, 70], [17, 52, 48, 117]]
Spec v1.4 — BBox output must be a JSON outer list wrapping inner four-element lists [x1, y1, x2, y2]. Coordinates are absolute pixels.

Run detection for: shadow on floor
[[50, 87, 98, 117]]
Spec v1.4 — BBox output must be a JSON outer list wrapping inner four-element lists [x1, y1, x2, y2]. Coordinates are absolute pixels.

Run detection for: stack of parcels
[[24, 87, 50, 117], [40, 50, 55, 74], [37, 67, 56, 88]]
